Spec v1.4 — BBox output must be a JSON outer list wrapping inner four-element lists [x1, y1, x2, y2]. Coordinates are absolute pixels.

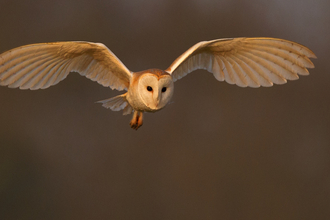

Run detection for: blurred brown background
[[0, 0, 329, 219]]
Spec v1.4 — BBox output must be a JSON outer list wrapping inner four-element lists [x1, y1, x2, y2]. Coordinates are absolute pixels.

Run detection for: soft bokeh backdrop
[[0, 0, 329, 219]]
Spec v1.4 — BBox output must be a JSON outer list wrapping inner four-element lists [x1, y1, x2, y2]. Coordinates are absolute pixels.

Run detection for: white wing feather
[[166, 38, 316, 87], [0, 42, 132, 91]]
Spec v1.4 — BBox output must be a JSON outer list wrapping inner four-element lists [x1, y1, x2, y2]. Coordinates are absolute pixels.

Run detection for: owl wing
[[0, 42, 132, 90], [166, 37, 316, 87]]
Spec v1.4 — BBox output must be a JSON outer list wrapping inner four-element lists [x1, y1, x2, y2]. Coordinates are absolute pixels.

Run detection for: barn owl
[[0, 38, 316, 130]]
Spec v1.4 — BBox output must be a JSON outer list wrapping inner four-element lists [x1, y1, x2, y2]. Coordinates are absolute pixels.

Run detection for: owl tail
[[96, 93, 133, 115]]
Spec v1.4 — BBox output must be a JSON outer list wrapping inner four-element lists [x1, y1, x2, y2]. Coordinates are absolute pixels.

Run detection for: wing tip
[[309, 52, 317, 59]]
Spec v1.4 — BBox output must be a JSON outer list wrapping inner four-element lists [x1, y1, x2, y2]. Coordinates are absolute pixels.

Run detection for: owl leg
[[130, 111, 143, 130], [137, 112, 143, 128]]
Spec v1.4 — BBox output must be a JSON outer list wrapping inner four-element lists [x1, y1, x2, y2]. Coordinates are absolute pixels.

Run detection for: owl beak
[[154, 92, 161, 108], [155, 97, 160, 107]]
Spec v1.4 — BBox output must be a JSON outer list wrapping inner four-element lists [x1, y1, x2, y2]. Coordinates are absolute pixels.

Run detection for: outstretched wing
[[166, 38, 316, 87], [0, 41, 132, 90]]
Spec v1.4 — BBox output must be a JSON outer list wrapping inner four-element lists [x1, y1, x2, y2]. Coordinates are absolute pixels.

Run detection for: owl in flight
[[0, 37, 316, 130]]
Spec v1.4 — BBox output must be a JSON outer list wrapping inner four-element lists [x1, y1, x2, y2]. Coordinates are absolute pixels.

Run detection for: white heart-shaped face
[[137, 73, 174, 111]]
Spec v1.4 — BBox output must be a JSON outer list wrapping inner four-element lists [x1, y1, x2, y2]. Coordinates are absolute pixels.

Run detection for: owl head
[[129, 69, 174, 111]]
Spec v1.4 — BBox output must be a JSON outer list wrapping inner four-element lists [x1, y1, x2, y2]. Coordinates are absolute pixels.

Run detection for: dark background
[[0, 0, 329, 219]]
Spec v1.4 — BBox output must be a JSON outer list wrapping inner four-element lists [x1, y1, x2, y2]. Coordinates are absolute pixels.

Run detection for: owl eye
[[161, 87, 167, 93], [147, 86, 153, 92]]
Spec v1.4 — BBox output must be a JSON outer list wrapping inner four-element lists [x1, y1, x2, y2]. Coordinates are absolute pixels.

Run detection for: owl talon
[[130, 111, 143, 130]]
